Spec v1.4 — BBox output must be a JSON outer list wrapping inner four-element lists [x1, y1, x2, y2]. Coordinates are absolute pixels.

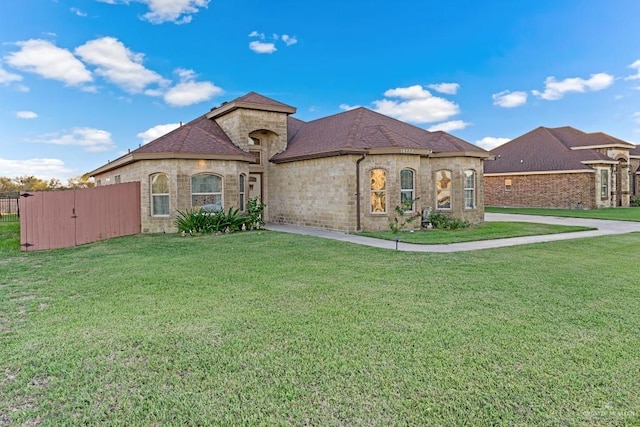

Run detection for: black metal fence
[[0, 192, 20, 222]]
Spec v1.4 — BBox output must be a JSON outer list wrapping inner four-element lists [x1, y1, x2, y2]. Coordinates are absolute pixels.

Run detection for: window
[[400, 169, 415, 211], [239, 174, 246, 211], [504, 178, 512, 191], [250, 150, 261, 165], [464, 170, 476, 209], [151, 173, 169, 216], [192, 174, 222, 211], [436, 170, 452, 209], [96, 179, 101, 187], [601, 169, 608, 199], [115, 175, 121, 184], [250, 137, 261, 146], [371, 169, 386, 213]]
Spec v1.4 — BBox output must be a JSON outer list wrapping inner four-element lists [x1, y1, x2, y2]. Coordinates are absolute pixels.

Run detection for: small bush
[[246, 197, 266, 229], [174, 208, 249, 234], [631, 196, 640, 207], [427, 212, 470, 230], [389, 200, 420, 234]]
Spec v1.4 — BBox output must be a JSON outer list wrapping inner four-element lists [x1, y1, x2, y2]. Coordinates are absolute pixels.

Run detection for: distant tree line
[[0, 174, 95, 193]]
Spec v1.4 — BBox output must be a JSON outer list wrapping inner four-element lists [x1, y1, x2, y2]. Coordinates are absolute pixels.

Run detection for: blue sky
[[1, 0, 639, 180]]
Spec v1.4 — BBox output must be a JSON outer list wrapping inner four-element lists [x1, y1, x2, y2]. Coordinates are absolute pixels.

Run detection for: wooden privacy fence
[[19, 182, 141, 251]]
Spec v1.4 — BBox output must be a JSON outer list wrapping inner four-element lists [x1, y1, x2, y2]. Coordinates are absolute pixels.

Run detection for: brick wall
[[485, 172, 596, 209]]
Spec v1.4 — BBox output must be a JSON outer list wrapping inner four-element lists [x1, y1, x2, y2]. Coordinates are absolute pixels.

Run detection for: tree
[[67, 173, 95, 189]]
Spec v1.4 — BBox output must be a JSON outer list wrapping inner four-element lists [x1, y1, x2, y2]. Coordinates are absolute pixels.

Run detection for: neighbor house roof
[[485, 126, 632, 175], [89, 115, 253, 176], [272, 107, 489, 163]]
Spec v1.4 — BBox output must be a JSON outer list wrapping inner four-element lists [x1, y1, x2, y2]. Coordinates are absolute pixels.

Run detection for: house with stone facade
[[484, 126, 639, 209], [90, 92, 490, 233]]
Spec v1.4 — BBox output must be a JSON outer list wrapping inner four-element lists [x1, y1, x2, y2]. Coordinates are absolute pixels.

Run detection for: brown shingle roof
[[272, 107, 488, 162], [135, 115, 252, 157], [207, 91, 296, 119], [485, 126, 625, 174]]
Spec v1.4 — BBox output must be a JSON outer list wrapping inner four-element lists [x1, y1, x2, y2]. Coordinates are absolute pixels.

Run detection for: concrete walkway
[[265, 213, 640, 253]]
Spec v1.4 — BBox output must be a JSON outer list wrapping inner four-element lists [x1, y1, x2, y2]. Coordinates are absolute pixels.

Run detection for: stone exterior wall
[[485, 172, 596, 209], [214, 109, 289, 220], [268, 153, 485, 232], [269, 156, 357, 231], [426, 156, 485, 224], [93, 159, 248, 233]]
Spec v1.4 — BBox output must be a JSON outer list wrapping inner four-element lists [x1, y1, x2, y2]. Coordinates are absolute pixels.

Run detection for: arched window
[[436, 170, 452, 209], [400, 169, 415, 211], [151, 173, 169, 216], [192, 174, 222, 211], [239, 174, 246, 211], [371, 169, 387, 213], [464, 170, 476, 209]]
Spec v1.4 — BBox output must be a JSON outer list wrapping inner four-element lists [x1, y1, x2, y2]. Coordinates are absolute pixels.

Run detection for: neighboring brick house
[[90, 92, 490, 233], [484, 126, 638, 209]]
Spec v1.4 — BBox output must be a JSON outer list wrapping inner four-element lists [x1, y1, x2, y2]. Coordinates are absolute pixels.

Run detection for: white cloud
[[0, 158, 75, 180], [428, 83, 459, 95], [475, 137, 511, 150], [373, 85, 460, 124], [249, 31, 265, 39], [100, 0, 210, 24], [33, 127, 115, 152], [626, 60, 640, 81], [75, 37, 168, 94], [16, 111, 38, 119], [339, 104, 361, 111], [492, 90, 528, 108], [532, 72, 614, 100], [249, 41, 277, 54], [282, 35, 298, 46], [137, 123, 181, 144], [427, 120, 469, 132], [4, 39, 92, 86], [70, 7, 87, 17], [0, 64, 23, 84], [163, 68, 223, 106]]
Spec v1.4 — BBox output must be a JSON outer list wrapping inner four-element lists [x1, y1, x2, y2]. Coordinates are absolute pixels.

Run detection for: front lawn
[[357, 221, 593, 244], [487, 206, 640, 222], [1, 230, 640, 425]]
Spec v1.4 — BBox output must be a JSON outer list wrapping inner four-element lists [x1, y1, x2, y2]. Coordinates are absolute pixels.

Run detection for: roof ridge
[[346, 108, 365, 146]]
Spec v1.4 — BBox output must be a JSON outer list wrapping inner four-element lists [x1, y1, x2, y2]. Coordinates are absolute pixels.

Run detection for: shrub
[[389, 200, 420, 234], [174, 208, 249, 234], [246, 197, 266, 229], [631, 196, 640, 207], [427, 212, 470, 230]]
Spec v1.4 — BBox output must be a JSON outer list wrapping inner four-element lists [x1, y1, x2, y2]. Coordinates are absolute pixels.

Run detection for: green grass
[[487, 206, 640, 222], [357, 221, 593, 244], [2, 229, 640, 425], [0, 222, 20, 256]]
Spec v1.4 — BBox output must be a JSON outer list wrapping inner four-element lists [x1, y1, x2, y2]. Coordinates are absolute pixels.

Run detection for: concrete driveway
[[265, 213, 640, 253]]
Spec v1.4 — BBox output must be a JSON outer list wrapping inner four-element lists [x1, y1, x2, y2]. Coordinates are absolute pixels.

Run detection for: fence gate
[[19, 182, 141, 251], [0, 192, 20, 222]]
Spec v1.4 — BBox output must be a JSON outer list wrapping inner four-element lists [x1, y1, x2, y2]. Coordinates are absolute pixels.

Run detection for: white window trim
[[191, 174, 223, 210], [400, 169, 415, 212], [151, 173, 170, 217], [464, 170, 476, 209]]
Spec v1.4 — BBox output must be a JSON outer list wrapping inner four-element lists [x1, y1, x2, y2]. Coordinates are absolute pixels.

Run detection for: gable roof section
[[90, 115, 253, 176], [206, 91, 296, 119], [272, 107, 489, 163], [485, 126, 625, 175]]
